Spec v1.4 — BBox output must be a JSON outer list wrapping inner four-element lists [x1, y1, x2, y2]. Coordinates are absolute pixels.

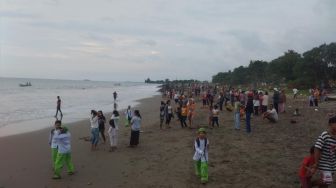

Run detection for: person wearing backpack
[[193, 128, 209, 184]]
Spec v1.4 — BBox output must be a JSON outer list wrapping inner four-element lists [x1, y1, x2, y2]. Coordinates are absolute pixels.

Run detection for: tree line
[[212, 43, 336, 89]]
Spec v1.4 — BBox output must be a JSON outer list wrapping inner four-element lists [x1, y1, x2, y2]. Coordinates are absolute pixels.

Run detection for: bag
[[322, 171, 333, 185]]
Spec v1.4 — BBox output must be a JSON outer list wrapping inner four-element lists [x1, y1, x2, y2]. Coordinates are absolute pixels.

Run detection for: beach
[[1, 94, 336, 188]]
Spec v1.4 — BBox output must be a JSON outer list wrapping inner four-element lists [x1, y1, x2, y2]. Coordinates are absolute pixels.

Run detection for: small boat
[[114, 83, 121, 86], [19, 82, 32, 87]]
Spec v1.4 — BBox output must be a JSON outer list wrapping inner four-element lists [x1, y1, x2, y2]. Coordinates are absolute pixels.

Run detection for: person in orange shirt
[[298, 146, 315, 188], [188, 99, 196, 128], [180, 104, 188, 128]]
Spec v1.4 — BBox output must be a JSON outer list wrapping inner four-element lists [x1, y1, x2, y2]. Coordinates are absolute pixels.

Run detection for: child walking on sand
[[212, 105, 220, 128], [108, 110, 120, 152], [49, 120, 61, 169], [52, 126, 74, 179], [298, 146, 315, 188], [193, 128, 209, 184]]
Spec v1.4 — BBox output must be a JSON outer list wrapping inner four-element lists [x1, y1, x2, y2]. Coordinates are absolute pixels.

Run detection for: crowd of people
[[49, 93, 143, 179], [49, 84, 335, 186]]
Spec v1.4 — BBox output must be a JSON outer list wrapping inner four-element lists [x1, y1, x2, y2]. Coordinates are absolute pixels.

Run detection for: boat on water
[[114, 83, 121, 86], [19, 82, 32, 87]]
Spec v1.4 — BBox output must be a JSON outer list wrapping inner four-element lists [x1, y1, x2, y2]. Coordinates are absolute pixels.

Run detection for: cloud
[[1, 0, 335, 81]]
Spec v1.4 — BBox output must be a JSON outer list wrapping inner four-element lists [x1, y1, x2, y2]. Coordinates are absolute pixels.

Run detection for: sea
[[0, 77, 159, 137]]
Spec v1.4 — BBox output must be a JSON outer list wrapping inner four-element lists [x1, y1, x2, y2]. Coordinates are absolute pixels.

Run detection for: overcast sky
[[1, 0, 335, 81]]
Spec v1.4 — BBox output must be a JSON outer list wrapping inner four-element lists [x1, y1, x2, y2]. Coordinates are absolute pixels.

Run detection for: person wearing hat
[[52, 126, 75, 179], [193, 128, 209, 184]]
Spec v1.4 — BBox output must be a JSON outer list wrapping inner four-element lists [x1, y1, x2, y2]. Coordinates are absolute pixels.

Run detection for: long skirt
[[130, 130, 140, 146]]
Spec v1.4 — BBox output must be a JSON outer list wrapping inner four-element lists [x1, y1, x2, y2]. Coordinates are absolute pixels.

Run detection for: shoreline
[[0, 93, 159, 138]]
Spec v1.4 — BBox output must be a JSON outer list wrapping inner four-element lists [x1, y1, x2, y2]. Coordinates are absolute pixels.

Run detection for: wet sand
[[0, 94, 336, 188]]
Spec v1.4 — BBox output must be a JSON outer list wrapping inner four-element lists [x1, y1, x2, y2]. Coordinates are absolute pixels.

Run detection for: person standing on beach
[[312, 116, 336, 187], [279, 90, 287, 113], [49, 120, 61, 169], [188, 99, 196, 128], [180, 104, 188, 128], [55, 96, 63, 118], [52, 126, 75, 179], [253, 94, 260, 116], [108, 110, 120, 152], [90, 110, 99, 151], [245, 93, 254, 133], [113, 91, 118, 101], [98, 110, 106, 144], [159, 101, 166, 129], [273, 88, 280, 113], [129, 110, 142, 147], [165, 100, 173, 128], [212, 105, 220, 128], [193, 128, 209, 184], [261, 91, 269, 113], [125, 106, 132, 127], [234, 99, 241, 130]]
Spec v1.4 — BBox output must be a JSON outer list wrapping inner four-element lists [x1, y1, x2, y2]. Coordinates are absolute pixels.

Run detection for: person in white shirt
[[52, 126, 74, 179], [193, 128, 209, 184], [253, 94, 260, 116], [293, 88, 299, 99], [108, 110, 120, 152], [261, 91, 269, 113], [129, 110, 142, 147], [90, 110, 99, 151], [263, 104, 279, 123], [49, 120, 61, 169]]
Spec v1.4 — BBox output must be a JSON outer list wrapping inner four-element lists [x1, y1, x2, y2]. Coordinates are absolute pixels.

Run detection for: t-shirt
[[90, 116, 99, 129], [253, 99, 260, 107], [212, 109, 219, 117], [181, 107, 188, 116], [299, 155, 315, 177], [315, 131, 336, 171], [131, 116, 141, 131], [262, 95, 269, 106]]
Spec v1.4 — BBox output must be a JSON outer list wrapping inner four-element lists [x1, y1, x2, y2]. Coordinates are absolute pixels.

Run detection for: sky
[[0, 0, 335, 82]]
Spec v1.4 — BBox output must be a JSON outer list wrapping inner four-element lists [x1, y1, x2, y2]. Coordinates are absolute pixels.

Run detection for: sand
[[0, 94, 336, 188]]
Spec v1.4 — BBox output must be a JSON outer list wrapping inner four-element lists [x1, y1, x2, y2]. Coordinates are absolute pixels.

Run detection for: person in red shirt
[[298, 146, 315, 188]]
